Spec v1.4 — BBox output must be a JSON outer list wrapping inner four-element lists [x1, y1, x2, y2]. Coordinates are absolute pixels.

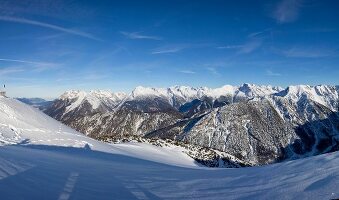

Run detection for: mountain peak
[[60, 90, 86, 100], [276, 85, 338, 111], [131, 86, 167, 98]]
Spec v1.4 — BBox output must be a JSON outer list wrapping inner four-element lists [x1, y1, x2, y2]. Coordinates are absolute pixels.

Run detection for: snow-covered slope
[[0, 97, 196, 167], [0, 96, 339, 199]]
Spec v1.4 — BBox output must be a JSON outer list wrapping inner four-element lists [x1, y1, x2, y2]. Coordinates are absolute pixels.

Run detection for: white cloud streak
[[0, 16, 101, 41], [0, 58, 59, 72], [266, 70, 281, 76], [206, 67, 220, 76], [179, 70, 196, 74], [151, 47, 184, 54], [152, 43, 213, 55], [217, 45, 244, 49], [281, 47, 337, 58], [0, 58, 48, 65], [220, 40, 262, 54], [120, 31, 162, 40], [218, 29, 270, 54], [0, 67, 25, 76], [237, 39, 262, 54], [273, 0, 302, 23], [150, 43, 199, 54]]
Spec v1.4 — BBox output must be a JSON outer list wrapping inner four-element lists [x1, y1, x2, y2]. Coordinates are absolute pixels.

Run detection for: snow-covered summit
[[60, 90, 127, 101], [204, 85, 236, 98], [131, 86, 168, 99], [59, 90, 127, 112], [60, 90, 87, 101], [237, 83, 283, 98], [129, 84, 281, 101], [276, 85, 339, 111], [54, 84, 337, 116], [168, 85, 208, 99]]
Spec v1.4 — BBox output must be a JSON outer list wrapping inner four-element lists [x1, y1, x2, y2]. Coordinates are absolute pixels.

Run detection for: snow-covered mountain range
[[1, 95, 339, 199], [43, 84, 339, 165], [51, 84, 283, 113], [47, 84, 338, 114]]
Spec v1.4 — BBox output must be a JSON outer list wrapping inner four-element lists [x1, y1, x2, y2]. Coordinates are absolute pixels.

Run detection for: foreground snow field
[[0, 97, 338, 199], [0, 97, 197, 168]]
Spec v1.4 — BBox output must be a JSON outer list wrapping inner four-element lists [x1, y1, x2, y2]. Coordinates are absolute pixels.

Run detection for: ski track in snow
[[58, 172, 80, 200], [0, 157, 35, 180]]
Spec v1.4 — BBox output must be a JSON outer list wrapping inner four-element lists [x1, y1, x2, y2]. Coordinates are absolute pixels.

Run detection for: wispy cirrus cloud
[[151, 45, 187, 54], [179, 70, 196, 74], [152, 47, 184, 54], [151, 43, 212, 55], [281, 46, 337, 58], [0, 15, 101, 41], [0, 58, 59, 72], [266, 69, 281, 76], [206, 67, 220, 76], [247, 28, 272, 38], [272, 0, 302, 23], [120, 31, 162, 40], [218, 39, 262, 54], [0, 67, 25, 76], [0, 58, 49, 65], [217, 45, 244, 50], [238, 39, 262, 54], [218, 30, 264, 54]]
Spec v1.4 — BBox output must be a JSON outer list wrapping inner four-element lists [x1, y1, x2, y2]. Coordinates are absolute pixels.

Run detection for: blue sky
[[0, 0, 338, 98]]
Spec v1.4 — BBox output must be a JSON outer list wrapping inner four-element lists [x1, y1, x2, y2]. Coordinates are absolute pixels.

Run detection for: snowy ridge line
[[59, 90, 128, 113], [58, 84, 338, 114]]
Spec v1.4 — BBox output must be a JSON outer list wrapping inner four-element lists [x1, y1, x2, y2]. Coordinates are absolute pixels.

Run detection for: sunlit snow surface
[[0, 97, 197, 168], [0, 97, 338, 200]]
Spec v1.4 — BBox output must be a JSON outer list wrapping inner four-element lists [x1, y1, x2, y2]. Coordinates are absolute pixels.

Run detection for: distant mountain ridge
[[16, 97, 53, 110], [55, 84, 283, 113], [43, 84, 339, 166]]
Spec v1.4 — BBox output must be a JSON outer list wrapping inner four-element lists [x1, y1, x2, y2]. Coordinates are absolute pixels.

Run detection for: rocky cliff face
[[43, 84, 339, 166]]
